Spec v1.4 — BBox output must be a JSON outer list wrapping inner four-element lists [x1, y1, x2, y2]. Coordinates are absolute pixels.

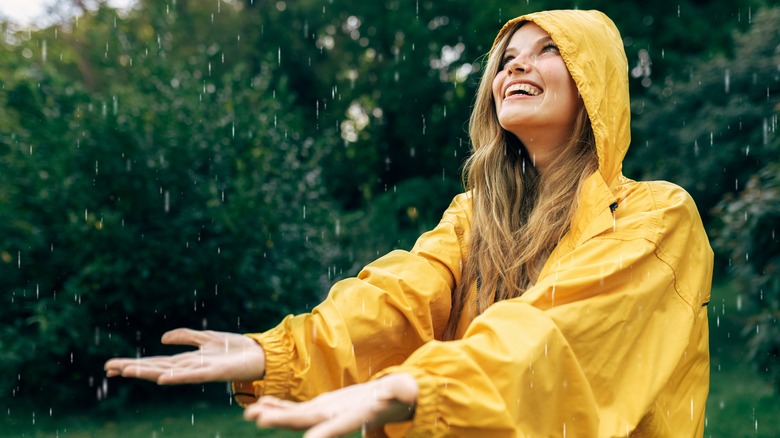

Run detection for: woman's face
[[492, 23, 581, 148]]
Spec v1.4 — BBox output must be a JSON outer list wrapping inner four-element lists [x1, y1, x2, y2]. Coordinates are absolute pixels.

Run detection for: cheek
[[491, 74, 504, 105]]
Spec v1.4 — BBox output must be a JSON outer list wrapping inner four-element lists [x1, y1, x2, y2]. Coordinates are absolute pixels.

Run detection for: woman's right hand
[[104, 328, 266, 384]]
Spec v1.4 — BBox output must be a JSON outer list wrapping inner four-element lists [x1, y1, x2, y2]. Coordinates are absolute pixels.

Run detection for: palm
[[104, 328, 266, 384]]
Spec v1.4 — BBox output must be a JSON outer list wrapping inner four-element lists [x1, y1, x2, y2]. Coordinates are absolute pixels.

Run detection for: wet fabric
[[237, 9, 713, 437]]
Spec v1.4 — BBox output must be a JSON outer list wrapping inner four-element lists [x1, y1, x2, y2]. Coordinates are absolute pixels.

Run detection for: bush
[[713, 163, 780, 391], [626, 6, 780, 225], [0, 11, 341, 409]]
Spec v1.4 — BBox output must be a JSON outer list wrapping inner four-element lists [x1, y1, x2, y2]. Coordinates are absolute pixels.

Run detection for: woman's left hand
[[244, 373, 419, 438]]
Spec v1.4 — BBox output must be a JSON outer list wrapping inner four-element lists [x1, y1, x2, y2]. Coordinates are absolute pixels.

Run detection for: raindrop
[[690, 397, 694, 420], [724, 69, 730, 93], [763, 118, 769, 145]]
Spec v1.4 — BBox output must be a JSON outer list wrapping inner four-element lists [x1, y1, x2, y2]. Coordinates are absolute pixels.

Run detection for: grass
[[2, 282, 777, 437], [2, 397, 302, 438], [705, 281, 780, 437]]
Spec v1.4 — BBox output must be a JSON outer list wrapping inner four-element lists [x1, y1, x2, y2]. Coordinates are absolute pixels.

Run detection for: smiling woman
[[106, 9, 714, 438]]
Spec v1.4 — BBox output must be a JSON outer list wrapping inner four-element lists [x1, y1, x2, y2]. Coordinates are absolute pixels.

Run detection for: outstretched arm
[[104, 328, 266, 384]]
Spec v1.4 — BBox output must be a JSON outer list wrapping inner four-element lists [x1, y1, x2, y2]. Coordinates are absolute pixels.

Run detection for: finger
[[256, 396, 297, 409], [161, 328, 211, 347], [304, 413, 363, 438], [117, 363, 172, 382], [105, 357, 141, 370], [156, 367, 220, 384], [250, 402, 326, 430]]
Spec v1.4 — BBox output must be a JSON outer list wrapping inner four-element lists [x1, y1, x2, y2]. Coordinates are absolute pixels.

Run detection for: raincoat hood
[[493, 10, 630, 188]]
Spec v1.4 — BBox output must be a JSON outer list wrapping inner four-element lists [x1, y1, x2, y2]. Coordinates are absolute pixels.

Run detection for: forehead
[[504, 23, 551, 49]]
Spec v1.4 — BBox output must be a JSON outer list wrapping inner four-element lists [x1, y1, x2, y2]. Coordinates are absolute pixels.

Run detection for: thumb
[[161, 328, 210, 347], [303, 415, 362, 438]]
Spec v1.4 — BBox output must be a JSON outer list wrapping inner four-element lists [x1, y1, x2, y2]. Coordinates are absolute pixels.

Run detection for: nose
[[505, 56, 531, 74]]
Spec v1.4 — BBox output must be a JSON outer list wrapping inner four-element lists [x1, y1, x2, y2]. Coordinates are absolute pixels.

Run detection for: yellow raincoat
[[236, 10, 713, 437]]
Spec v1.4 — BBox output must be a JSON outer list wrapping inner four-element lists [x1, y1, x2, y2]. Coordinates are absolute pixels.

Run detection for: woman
[[106, 10, 713, 437]]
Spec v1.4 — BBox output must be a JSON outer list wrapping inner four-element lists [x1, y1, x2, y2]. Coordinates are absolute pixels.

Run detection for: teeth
[[505, 83, 541, 98]]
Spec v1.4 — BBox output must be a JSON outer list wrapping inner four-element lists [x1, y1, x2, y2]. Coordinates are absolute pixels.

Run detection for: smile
[[504, 83, 542, 98]]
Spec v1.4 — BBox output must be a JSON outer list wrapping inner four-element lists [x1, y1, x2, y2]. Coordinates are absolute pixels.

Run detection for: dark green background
[[1, 0, 778, 435]]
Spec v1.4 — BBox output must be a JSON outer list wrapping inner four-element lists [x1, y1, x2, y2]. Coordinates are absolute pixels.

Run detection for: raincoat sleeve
[[233, 194, 469, 405], [374, 189, 713, 437]]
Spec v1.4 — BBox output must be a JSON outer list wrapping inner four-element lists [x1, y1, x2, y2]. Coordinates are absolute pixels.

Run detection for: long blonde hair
[[443, 22, 599, 340]]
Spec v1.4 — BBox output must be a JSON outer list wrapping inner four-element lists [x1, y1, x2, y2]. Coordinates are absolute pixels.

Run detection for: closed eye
[[540, 42, 559, 54], [499, 55, 515, 71]]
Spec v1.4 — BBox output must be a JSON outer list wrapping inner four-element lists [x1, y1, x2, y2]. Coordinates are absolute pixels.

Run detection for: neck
[[517, 131, 568, 175]]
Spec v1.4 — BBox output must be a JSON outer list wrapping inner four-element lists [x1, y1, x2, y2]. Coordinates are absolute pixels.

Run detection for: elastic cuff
[[245, 322, 295, 399]]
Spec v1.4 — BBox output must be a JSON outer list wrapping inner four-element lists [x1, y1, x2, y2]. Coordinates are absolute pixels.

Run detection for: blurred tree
[[712, 163, 780, 391], [0, 1, 341, 408], [625, 4, 780, 226]]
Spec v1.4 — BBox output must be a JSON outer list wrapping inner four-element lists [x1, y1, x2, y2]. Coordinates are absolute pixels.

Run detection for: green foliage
[[1, 0, 779, 414], [0, 2, 341, 408], [625, 5, 780, 222], [713, 163, 780, 391]]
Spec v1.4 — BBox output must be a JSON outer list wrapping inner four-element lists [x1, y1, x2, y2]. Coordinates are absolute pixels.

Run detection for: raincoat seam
[[652, 248, 696, 314]]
